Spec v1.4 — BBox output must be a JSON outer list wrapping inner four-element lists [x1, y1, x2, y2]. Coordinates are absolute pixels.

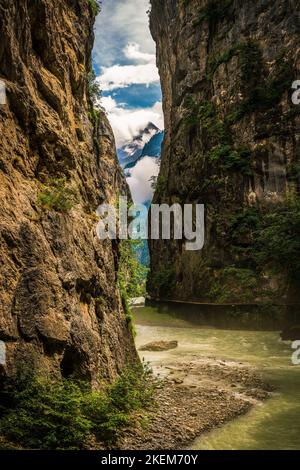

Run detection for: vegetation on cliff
[[118, 240, 148, 300], [149, 0, 300, 303], [37, 178, 79, 213], [88, 0, 101, 17], [0, 365, 155, 450], [117, 239, 148, 335]]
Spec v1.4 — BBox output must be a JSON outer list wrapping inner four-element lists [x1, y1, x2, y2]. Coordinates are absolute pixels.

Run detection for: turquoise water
[[134, 306, 300, 450]]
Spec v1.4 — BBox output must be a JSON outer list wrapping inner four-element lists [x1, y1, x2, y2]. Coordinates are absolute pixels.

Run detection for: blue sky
[[93, 0, 163, 147]]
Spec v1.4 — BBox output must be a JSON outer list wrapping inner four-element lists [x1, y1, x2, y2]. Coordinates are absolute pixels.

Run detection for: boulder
[[139, 340, 178, 352]]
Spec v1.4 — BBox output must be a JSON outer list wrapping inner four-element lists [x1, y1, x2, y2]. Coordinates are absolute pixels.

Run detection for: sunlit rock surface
[[0, 0, 137, 387]]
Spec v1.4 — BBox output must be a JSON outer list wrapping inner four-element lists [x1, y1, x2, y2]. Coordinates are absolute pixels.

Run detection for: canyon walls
[[148, 0, 300, 303], [0, 0, 136, 387]]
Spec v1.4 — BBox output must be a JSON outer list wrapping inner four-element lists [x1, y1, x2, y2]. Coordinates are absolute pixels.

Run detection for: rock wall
[[0, 0, 136, 387], [148, 0, 300, 302]]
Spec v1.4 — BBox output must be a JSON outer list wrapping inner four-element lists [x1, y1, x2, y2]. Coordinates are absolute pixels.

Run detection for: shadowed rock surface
[[148, 0, 300, 303]]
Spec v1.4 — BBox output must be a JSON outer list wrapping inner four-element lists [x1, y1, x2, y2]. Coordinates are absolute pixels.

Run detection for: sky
[[93, 0, 164, 148], [127, 157, 160, 203]]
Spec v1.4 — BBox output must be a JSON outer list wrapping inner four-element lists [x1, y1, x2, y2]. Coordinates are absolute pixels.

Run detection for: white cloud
[[127, 157, 160, 204], [124, 43, 156, 63], [94, 0, 154, 68], [98, 62, 159, 91], [93, 1, 162, 206], [101, 97, 164, 147], [100, 95, 118, 113], [98, 42, 159, 92]]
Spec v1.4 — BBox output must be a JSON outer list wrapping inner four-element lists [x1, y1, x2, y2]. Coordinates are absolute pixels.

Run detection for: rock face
[[148, 0, 300, 302], [281, 325, 300, 341], [0, 0, 136, 387]]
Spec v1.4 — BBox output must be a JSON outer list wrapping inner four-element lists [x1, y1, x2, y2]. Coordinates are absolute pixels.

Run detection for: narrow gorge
[[0, 0, 300, 454]]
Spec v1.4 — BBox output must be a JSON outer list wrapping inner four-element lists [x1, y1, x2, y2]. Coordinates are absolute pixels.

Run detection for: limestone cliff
[[0, 0, 136, 387], [148, 0, 300, 303]]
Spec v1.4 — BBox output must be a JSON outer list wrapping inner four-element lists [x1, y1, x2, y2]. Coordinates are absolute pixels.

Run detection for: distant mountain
[[117, 123, 160, 169], [117, 123, 164, 267], [123, 130, 164, 171]]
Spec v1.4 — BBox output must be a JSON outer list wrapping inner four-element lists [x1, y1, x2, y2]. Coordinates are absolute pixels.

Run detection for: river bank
[[119, 357, 272, 450], [123, 304, 300, 450], [116, 306, 280, 450], [1, 305, 296, 451]]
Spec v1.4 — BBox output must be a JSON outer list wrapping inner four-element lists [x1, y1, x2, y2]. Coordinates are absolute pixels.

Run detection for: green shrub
[[37, 178, 79, 213], [88, 69, 102, 104], [287, 163, 300, 182], [119, 286, 136, 337], [183, 99, 253, 175], [154, 174, 168, 198], [109, 364, 154, 414], [225, 199, 300, 286], [150, 266, 176, 298], [125, 311, 136, 336], [196, 0, 233, 24], [207, 41, 261, 80], [118, 240, 149, 299], [0, 376, 92, 450], [209, 267, 259, 303], [258, 59, 294, 109], [183, 96, 203, 129], [239, 41, 263, 89], [225, 46, 294, 123], [208, 144, 252, 175], [89, 107, 101, 130], [254, 197, 300, 281], [228, 208, 261, 245], [88, 0, 101, 16], [198, 101, 222, 136], [183, 97, 227, 142], [83, 364, 154, 443], [207, 45, 240, 77], [208, 44, 295, 127], [118, 239, 149, 336], [0, 365, 155, 449]]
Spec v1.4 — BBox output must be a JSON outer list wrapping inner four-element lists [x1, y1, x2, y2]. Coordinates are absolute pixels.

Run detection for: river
[[133, 304, 300, 450]]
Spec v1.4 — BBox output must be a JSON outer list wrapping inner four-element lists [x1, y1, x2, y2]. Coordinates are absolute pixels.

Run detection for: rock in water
[[0, 0, 136, 387], [129, 297, 146, 307], [139, 341, 178, 351]]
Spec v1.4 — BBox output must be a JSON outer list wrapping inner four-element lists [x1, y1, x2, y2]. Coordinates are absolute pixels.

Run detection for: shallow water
[[133, 306, 300, 450]]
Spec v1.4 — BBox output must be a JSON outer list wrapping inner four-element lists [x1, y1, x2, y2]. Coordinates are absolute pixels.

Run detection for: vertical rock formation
[[148, 0, 300, 303], [0, 0, 136, 387]]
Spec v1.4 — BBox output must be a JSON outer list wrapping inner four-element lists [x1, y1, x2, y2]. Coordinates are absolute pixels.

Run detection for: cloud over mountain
[[101, 96, 163, 147]]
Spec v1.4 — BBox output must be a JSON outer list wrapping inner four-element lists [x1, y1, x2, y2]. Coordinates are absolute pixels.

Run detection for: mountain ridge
[[117, 122, 162, 170]]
